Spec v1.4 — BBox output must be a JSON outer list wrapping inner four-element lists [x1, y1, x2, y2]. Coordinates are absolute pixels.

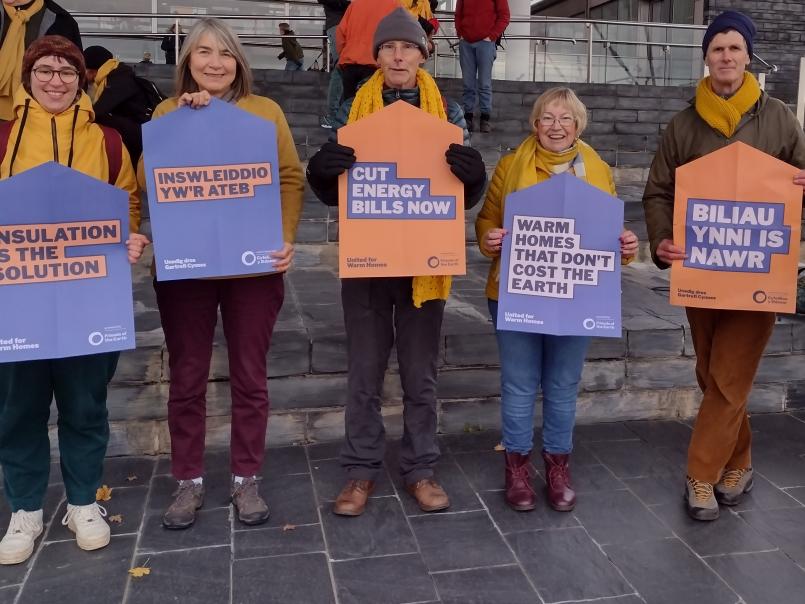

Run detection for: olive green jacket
[[642, 91, 805, 269]]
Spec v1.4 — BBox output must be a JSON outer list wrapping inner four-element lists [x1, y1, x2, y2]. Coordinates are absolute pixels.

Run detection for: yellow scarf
[[694, 72, 761, 138], [347, 68, 450, 308], [399, 0, 433, 20], [500, 136, 583, 203], [91, 58, 120, 103], [0, 0, 44, 120]]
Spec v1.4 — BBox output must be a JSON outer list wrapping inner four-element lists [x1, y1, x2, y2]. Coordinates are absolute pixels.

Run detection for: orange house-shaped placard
[[672, 142, 802, 312], [337, 101, 465, 278]]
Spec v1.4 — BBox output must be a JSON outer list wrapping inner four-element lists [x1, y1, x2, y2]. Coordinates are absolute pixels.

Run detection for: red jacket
[[455, 0, 510, 43]]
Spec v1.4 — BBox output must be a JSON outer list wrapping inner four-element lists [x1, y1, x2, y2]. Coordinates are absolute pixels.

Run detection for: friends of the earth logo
[[153, 162, 272, 203], [347, 163, 456, 220]]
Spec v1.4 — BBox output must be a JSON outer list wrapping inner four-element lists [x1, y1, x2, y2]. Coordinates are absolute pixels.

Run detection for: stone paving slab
[[4, 414, 805, 603]]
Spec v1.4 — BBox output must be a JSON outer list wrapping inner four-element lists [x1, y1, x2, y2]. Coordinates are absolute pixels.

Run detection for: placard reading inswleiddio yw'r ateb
[[337, 101, 466, 277], [672, 142, 802, 312], [143, 98, 284, 281], [497, 172, 624, 337], [0, 162, 134, 361]]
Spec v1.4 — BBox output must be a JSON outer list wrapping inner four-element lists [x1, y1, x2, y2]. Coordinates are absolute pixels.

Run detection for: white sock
[[233, 475, 255, 485], [190, 477, 203, 485]]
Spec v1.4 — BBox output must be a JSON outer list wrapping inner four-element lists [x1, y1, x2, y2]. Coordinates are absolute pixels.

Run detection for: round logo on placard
[[241, 251, 257, 266], [582, 318, 596, 330], [427, 256, 440, 268], [88, 332, 104, 346], [753, 290, 767, 304]]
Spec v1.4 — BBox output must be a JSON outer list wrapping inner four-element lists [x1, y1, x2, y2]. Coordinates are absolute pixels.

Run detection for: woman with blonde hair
[[145, 17, 304, 529], [476, 87, 638, 513]]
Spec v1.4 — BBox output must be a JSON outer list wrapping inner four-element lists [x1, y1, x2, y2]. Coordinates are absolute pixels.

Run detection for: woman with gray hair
[[142, 18, 304, 530], [476, 87, 638, 513]]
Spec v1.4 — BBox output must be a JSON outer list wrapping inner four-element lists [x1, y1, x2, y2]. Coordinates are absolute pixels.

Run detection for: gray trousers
[[340, 277, 444, 485]]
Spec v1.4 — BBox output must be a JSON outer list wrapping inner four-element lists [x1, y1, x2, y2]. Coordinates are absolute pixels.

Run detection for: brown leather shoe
[[162, 480, 205, 529], [543, 451, 576, 512], [406, 479, 450, 512], [333, 480, 375, 516], [231, 477, 270, 526], [504, 451, 536, 512]]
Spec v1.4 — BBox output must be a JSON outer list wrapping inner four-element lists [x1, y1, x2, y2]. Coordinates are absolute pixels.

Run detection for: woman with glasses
[[143, 18, 303, 530], [475, 87, 638, 513], [0, 35, 147, 564]]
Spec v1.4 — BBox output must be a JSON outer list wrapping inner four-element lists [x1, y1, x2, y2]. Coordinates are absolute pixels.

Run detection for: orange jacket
[[336, 0, 398, 67]]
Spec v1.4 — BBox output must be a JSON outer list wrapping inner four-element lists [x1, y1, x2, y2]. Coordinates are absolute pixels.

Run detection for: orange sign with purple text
[[672, 142, 802, 312], [337, 101, 465, 277]]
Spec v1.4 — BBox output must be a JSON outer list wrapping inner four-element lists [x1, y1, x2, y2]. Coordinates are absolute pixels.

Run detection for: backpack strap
[[0, 120, 15, 168], [97, 124, 123, 185]]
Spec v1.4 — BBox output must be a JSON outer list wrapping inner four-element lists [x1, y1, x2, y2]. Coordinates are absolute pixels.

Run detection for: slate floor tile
[[138, 507, 231, 553], [441, 430, 503, 454], [101, 456, 156, 488], [570, 463, 626, 494], [320, 497, 417, 560], [573, 490, 671, 546], [624, 420, 691, 450], [432, 565, 538, 604], [604, 538, 738, 604], [739, 508, 805, 565], [17, 535, 135, 604], [253, 473, 319, 529], [233, 552, 335, 604], [587, 440, 680, 479], [707, 550, 805, 604], [234, 523, 325, 559], [333, 553, 436, 604], [575, 422, 638, 442], [409, 511, 514, 572], [508, 527, 632, 603], [730, 472, 803, 511], [622, 475, 684, 507], [753, 455, 805, 489], [307, 441, 342, 461], [479, 490, 578, 534], [47, 486, 147, 541], [263, 445, 310, 476], [310, 458, 394, 502], [784, 486, 805, 504], [452, 451, 507, 491], [0, 587, 18, 604], [128, 546, 230, 604], [650, 503, 772, 557]]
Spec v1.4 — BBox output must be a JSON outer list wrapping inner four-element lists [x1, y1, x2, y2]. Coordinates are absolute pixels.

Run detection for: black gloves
[[306, 142, 357, 206], [445, 143, 487, 208]]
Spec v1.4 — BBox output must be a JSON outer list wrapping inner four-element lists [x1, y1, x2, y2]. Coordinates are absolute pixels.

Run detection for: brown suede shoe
[[231, 477, 270, 526], [162, 480, 205, 530], [406, 479, 450, 512], [333, 480, 375, 516]]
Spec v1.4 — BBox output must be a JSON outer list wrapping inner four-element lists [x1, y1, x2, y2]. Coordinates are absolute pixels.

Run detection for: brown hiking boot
[[406, 479, 450, 512], [162, 480, 205, 529], [333, 480, 375, 516], [685, 476, 719, 521], [232, 477, 270, 526], [715, 468, 753, 506]]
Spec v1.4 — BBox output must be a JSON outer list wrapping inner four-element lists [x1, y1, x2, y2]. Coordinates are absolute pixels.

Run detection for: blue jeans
[[489, 300, 590, 455], [326, 26, 343, 120], [459, 39, 496, 115], [285, 59, 304, 71]]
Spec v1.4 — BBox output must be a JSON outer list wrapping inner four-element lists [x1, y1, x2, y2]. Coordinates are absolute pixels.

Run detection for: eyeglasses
[[378, 42, 421, 56], [32, 67, 79, 84], [538, 115, 575, 128]]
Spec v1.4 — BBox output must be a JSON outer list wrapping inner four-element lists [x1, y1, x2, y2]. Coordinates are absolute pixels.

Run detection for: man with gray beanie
[[306, 7, 487, 518], [643, 10, 805, 522]]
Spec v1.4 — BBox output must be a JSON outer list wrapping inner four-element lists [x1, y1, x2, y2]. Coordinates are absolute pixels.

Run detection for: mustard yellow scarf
[[694, 72, 761, 138], [91, 58, 120, 103], [399, 0, 433, 20], [0, 0, 44, 120], [500, 136, 584, 203], [347, 68, 450, 308]]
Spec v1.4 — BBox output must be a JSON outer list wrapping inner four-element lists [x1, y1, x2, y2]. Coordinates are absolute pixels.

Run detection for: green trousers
[[0, 352, 118, 511]]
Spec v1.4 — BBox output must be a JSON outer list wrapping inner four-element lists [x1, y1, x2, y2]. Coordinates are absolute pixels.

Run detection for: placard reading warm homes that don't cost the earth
[[337, 101, 466, 278]]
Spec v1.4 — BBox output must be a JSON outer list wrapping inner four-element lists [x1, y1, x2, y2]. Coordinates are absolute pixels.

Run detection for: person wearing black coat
[[160, 23, 185, 65]]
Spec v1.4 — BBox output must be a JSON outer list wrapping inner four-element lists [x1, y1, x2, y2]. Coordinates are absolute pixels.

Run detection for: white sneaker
[[0, 509, 43, 564], [61, 503, 110, 551]]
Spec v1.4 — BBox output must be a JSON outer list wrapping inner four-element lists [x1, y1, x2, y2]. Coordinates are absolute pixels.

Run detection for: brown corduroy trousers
[[685, 307, 775, 484]]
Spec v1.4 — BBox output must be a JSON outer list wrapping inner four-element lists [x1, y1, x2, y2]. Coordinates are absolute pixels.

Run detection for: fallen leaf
[[109, 514, 123, 524], [125, 475, 138, 482], [282, 523, 296, 532], [96, 485, 113, 501], [128, 567, 151, 578], [493, 443, 505, 452]]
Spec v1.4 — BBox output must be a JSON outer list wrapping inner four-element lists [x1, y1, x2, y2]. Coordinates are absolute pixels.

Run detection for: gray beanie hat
[[373, 8, 429, 60]]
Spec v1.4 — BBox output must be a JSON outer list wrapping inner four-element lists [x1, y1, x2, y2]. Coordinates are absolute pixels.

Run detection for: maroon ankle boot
[[542, 451, 576, 512], [504, 451, 536, 511]]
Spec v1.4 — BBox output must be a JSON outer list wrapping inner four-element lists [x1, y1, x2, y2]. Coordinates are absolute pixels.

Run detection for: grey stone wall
[[705, 0, 805, 104]]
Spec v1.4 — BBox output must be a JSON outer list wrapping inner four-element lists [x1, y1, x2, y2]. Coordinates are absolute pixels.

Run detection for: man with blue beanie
[[643, 10, 805, 521]]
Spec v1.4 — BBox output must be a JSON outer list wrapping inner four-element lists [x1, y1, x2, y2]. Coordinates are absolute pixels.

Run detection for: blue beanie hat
[[702, 11, 756, 59]]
